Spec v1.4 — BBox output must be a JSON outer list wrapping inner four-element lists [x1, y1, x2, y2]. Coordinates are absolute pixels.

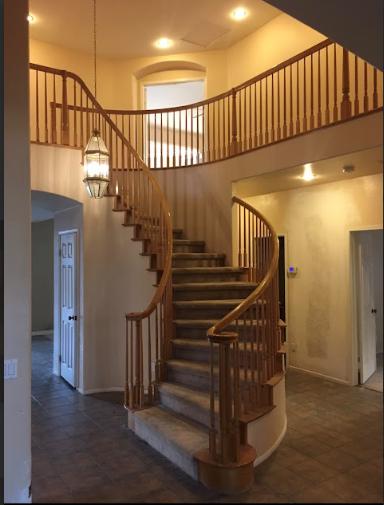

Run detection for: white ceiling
[[234, 147, 383, 198], [29, 0, 281, 59], [31, 191, 81, 222]]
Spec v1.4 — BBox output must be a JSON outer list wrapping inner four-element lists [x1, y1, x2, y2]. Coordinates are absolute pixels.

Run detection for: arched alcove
[[134, 60, 206, 80]]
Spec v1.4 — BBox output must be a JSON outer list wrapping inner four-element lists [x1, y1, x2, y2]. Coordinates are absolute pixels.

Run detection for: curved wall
[[31, 144, 157, 393]]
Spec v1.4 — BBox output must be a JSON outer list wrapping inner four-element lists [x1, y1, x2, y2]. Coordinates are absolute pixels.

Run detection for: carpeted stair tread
[[173, 266, 245, 274], [173, 281, 258, 291], [132, 406, 207, 479]]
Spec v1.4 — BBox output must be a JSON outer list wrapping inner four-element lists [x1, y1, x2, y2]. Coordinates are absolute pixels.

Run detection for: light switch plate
[[4, 359, 18, 379]]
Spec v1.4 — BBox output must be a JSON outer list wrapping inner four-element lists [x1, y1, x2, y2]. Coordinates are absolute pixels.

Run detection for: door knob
[[68, 315, 78, 321]]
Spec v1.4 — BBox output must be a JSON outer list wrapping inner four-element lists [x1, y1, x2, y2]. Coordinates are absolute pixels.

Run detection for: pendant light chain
[[93, 0, 97, 101]]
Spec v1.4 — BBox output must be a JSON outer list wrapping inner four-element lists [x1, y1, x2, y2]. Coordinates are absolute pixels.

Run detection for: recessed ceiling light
[[230, 7, 249, 21], [27, 13, 35, 23], [154, 38, 173, 49], [301, 163, 316, 181]]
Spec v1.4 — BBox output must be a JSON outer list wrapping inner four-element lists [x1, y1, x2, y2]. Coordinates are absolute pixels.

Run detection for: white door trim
[[59, 229, 80, 387]]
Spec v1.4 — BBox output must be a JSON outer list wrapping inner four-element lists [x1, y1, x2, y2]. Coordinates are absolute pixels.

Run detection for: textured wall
[[32, 219, 54, 332]]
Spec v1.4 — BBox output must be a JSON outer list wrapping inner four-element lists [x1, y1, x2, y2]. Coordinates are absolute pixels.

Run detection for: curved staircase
[[125, 224, 286, 492], [29, 62, 287, 494]]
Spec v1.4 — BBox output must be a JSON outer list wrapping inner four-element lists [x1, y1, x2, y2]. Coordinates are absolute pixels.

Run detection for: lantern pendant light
[[83, 0, 110, 199]]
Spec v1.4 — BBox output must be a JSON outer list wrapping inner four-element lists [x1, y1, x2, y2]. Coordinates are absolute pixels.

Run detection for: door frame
[[58, 228, 80, 388], [277, 233, 289, 354], [350, 225, 382, 386]]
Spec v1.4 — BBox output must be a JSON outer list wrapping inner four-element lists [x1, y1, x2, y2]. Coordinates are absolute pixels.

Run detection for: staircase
[[124, 224, 285, 490], [28, 62, 287, 495]]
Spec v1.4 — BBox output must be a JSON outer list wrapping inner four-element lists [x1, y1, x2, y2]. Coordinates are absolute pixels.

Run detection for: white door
[[60, 231, 78, 387], [357, 236, 377, 383]]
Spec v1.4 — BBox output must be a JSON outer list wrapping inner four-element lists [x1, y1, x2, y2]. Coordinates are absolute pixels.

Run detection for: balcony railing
[[30, 39, 382, 170]]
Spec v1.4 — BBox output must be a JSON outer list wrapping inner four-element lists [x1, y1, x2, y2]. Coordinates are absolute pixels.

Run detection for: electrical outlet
[[290, 343, 297, 353], [4, 359, 18, 379]]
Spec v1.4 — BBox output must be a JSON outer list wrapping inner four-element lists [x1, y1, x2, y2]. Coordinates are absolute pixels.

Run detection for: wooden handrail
[[33, 40, 383, 170], [210, 197, 279, 335], [104, 39, 333, 116], [29, 62, 173, 411], [205, 196, 280, 466]]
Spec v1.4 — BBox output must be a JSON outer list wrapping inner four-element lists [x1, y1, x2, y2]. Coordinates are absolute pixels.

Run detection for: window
[[144, 80, 205, 168]]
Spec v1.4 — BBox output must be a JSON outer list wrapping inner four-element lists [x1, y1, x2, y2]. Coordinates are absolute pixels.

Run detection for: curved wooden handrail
[[33, 41, 383, 172], [205, 196, 280, 465], [102, 39, 332, 116], [29, 62, 173, 323], [209, 196, 279, 336]]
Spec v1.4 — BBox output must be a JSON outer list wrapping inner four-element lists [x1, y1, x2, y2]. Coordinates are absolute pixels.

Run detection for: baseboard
[[79, 387, 124, 395], [32, 329, 53, 337], [253, 415, 287, 467], [288, 365, 350, 385]]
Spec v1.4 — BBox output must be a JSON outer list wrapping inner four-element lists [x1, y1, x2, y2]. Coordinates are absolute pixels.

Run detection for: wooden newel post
[[230, 88, 238, 155], [209, 332, 240, 465], [61, 71, 69, 145], [135, 320, 144, 408], [341, 48, 352, 120]]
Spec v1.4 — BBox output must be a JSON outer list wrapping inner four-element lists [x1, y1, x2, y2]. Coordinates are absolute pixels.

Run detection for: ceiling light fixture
[[27, 13, 35, 23], [301, 163, 316, 182], [82, 0, 110, 199], [342, 164, 355, 174], [154, 37, 173, 49], [230, 7, 249, 21]]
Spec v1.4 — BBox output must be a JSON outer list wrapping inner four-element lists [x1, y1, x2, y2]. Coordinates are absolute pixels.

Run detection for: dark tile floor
[[32, 336, 383, 503]]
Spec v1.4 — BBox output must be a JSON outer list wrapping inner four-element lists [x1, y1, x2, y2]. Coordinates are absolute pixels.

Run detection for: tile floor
[[32, 336, 383, 503]]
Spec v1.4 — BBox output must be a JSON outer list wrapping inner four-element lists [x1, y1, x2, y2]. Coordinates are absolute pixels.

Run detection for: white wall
[[32, 219, 54, 332], [30, 144, 157, 393], [4, 0, 31, 502], [245, 174, 383, 384]]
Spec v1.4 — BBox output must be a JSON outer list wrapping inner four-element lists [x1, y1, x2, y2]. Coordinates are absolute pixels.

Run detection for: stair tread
[[159, 382, 275, 424], [159, 382, 211, 409], [173, 240, 205, 245], [172, 253, 225, 258], [173, 267, 246, 274], [167, 359, 284, 384], [173, 299, 266, 307], [172, 338, 275, 350], [134, 405, 208, 454], [173, 282, 257, 290]]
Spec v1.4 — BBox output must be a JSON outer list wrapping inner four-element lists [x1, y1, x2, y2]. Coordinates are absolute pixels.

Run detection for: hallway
[[32, 336, 383, 503]]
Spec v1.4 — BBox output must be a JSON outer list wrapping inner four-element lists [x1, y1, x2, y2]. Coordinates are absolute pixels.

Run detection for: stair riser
[[175, 306, 246, 320], [173, 272, 246, 283], [167, 366, 216, 392], [159, 390, 217, 429], [173, 287, 255, 301], [172, 345, 276, 366], [172, 257, 225, 268], [174, 325, 251, 340], [172, 346, 212, 363], [166, 365, 276, 402], [173, 244, 205, 253], [173, 230, 183, 239]]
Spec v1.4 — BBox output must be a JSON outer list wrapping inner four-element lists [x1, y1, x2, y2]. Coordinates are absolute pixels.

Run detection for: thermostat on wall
[[287, 266, 298, 277]]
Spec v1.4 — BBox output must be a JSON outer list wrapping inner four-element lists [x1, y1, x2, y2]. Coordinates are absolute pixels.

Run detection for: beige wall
[[227, 13, 325, 87], [245, 174, 383, 384], [32, 219, 54, 332], [29, 12, 327, 112], [30, 144, 157, 392], [29, 39, 120, 109], [154, 111, 383, 261], [4, 0, 31, 502]]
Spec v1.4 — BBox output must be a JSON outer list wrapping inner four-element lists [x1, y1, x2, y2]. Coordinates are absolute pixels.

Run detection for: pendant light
[[83, 0, 110, 199]]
